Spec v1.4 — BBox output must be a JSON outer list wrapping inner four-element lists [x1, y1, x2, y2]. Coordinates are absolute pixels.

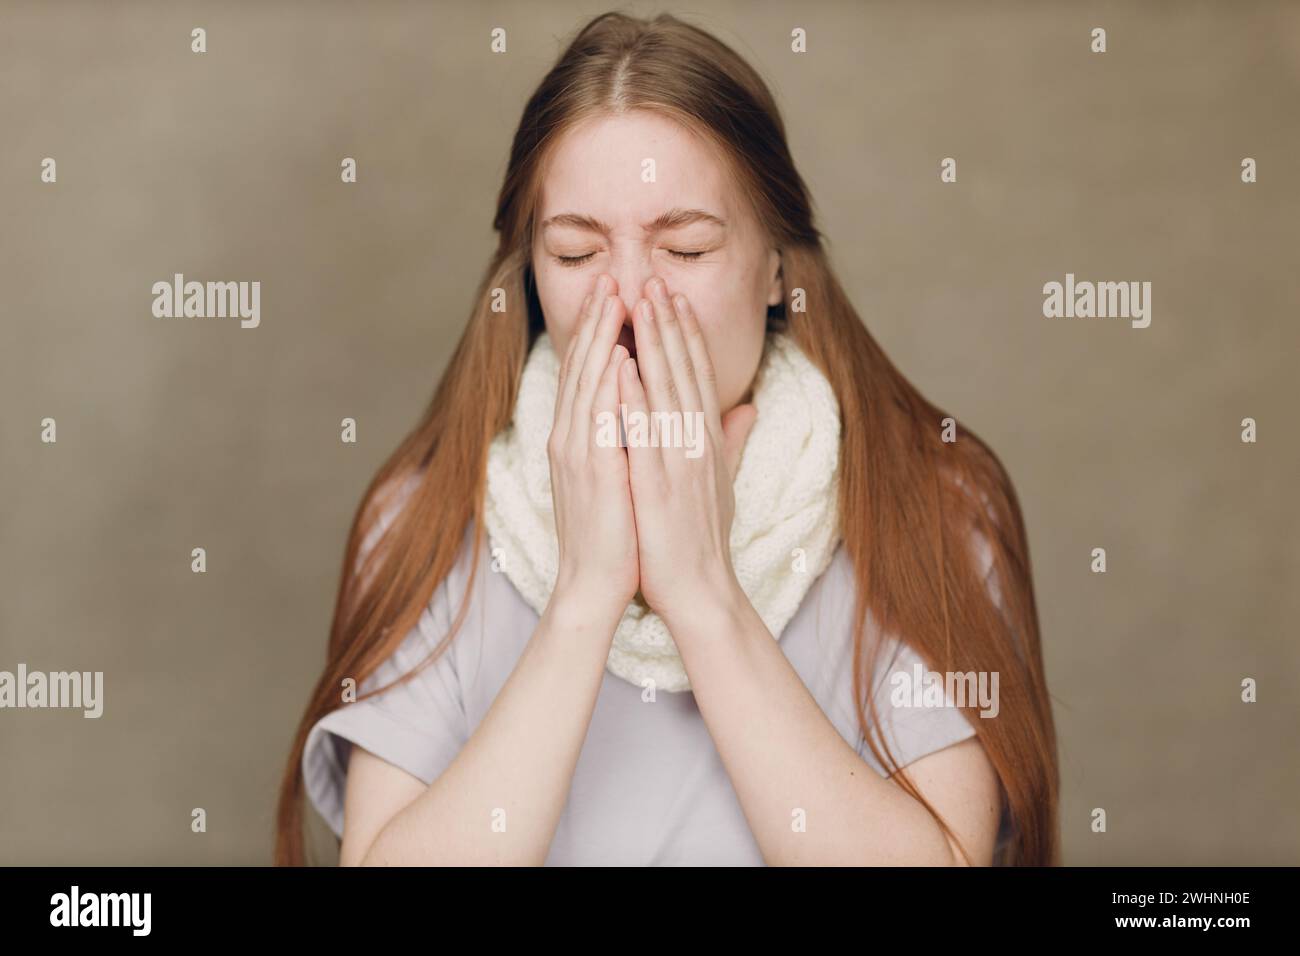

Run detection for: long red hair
[[276, 11, 1059, 866]]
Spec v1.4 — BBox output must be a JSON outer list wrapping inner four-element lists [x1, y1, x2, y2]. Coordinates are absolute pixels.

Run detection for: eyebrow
[[540, 207, 727, 235]]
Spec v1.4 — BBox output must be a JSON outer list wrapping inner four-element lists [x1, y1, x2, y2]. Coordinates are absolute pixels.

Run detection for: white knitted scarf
[[483, 330, 842, 693]]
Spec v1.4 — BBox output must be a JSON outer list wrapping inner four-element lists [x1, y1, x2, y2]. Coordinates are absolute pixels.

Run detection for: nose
[[602, 260, 658, 321]]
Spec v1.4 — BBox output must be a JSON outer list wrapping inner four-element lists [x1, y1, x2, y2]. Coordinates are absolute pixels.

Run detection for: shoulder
[[807, 464, 1007, 658], [358, 468, 479, 577], [354, 468, 483, 657], [945, 462, 1009, 598], [357, 469, 424, 562]]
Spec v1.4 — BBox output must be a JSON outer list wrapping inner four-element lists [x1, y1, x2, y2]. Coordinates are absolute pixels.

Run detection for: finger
[[646, 277, 703, 419], [570, 293, 625, 450], [591, 344, 629, 458], [556, 275, 614, 432], [553, 293, 590, 423], [618, 357, 664, 480], [670, 292, 720, 427], [630, 291, 678, 423], [557, 277, 610, 423]]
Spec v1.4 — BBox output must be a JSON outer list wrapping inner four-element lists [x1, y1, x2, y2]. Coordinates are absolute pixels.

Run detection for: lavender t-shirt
[[303, 500, 1015, 864]]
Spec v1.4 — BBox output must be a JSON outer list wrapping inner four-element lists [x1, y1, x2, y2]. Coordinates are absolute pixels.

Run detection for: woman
[[276, 11, 1059, 866]]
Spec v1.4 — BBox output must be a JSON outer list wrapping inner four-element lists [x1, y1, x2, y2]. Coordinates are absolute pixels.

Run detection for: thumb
[[720, 403, 758, 479]]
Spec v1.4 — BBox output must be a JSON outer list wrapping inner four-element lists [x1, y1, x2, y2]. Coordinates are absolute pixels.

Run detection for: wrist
[[545, 580, 630, 635], [657, 572, 752, 641]]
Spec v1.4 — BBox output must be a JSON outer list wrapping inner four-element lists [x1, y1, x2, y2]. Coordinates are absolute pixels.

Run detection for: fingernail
[[603, 296, 617, 317], [641, 300, 654, 320]]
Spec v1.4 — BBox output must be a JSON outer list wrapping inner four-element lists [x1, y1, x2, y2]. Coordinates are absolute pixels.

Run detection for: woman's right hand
[[547, 274, 638, 621]]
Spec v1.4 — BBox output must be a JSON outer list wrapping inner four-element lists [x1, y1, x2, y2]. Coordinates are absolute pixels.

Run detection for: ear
[[765, 247, 784, 307]]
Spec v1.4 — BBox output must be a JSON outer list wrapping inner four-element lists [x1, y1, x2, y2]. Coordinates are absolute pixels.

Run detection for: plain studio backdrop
[[1, 0, 1297, 865]]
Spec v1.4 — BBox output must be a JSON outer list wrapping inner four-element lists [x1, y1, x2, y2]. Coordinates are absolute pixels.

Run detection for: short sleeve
[[302, 477, 472, 840], [856, 638, 978, 773], [855, 519, 1019, 858], [854, 522, 1003, 774]]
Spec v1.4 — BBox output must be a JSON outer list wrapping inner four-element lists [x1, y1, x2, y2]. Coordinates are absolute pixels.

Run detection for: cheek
[[535, 265, 585, 355]]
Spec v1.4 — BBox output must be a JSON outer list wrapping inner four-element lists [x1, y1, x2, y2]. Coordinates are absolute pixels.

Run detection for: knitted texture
[[483, 331, 842, 693]]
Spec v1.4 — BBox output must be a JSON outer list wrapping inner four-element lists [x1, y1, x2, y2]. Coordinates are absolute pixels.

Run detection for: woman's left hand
[[617, 276, 757, 632]]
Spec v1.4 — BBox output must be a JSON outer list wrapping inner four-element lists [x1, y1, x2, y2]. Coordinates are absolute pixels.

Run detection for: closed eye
[[553, 250, 707, 269]]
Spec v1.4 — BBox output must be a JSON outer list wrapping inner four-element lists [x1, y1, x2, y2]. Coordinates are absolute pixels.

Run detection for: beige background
[[1, 0, 1297, 865]]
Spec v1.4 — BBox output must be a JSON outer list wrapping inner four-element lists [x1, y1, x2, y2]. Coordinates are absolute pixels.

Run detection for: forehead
[[537, 111, 739, 226]]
